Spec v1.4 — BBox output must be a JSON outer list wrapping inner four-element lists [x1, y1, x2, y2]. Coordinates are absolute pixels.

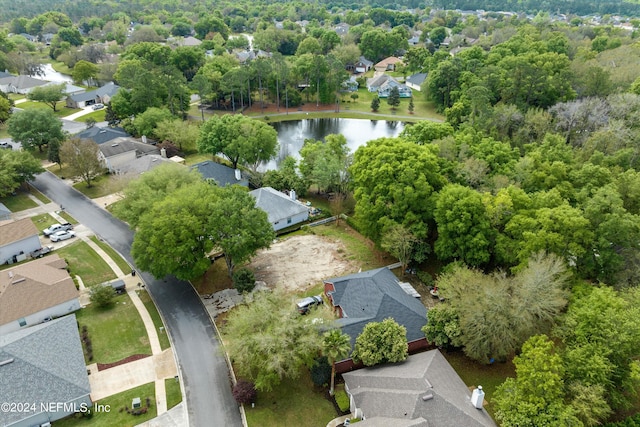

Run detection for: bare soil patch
[[248, 234, 356, 292]]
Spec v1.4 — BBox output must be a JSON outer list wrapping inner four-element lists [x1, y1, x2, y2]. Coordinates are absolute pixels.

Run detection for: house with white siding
[[250, 187, 309, 232], [0, 218, 40, 265], [0, 254, 80, 335], [97, 137, 160, 174]]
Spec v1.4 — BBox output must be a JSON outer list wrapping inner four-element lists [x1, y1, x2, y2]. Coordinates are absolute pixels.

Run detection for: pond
[[264, 118, 406, 170], [39, 63, 73, 83]]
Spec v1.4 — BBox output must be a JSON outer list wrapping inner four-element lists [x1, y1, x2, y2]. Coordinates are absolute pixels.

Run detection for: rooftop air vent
[[111, 143, 119, 147], [422, 393, 434, 401]]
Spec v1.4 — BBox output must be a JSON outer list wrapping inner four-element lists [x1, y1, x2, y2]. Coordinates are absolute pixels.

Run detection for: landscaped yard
[[165, 377, 182, 410], [17, 100, 81, 118], [244, 372, 336, 427], [30, 213, 58, 232], [56, 240, 116, 286], [75, 292, 151, 364], [32, 189, 50, 204], [59, 210, 79, 224], [53, 382, 156, 427], [0, 191, 38, 212], [137, 289, 171, 351], [89, 236, 130, 274], [72, 174, 128, 199], [75, 110, 106, 122]]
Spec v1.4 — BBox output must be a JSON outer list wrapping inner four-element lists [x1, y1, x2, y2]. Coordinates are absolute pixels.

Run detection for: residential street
[[31, 171, 243, 427]]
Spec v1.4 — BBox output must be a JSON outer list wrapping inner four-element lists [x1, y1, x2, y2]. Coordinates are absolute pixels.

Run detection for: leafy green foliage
[[322, 329, 351, 394], [59, 138, 103, 188], [27, 83, 66, 112], [232, 268, 256, 293], [0, 149, 44, 197], [299, 134, 351, 194], [90, 285, 117, 308], [310, 356, 331, 387], [352, 318, 408, 366], [422, 304, 462, 348], [334, 389, 350, 412], [8, 108, 65, 153], [370, 95, 380, 112], [386, 86, 400, 109], [224, 290, 329, 391]]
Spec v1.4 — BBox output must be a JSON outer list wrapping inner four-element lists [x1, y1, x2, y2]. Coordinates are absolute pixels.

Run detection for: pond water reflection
[[264, 118, 406, 170]]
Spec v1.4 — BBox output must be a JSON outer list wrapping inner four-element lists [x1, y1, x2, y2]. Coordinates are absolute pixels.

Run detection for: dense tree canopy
[[0, 149, 43, 197], [7, 108, 65, 152]]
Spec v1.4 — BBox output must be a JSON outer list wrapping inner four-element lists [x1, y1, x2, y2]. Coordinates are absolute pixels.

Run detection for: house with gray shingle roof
[[324, 267, 427, 349], [0, 218, 40, 265], [97, 137, 160, 174], [406, 73, 428, 91], [66, 82, 120, 109], [75, 126, 130, 145], [249, 187, 309, 232], [0, 254, 80, 335], [191, 160, 248, 187], [0, 75, 49, 94], [343, 350, 497, 427], [0, 314, 92, 427]]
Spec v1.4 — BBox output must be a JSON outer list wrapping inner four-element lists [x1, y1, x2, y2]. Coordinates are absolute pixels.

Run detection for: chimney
[[234, 169, 241, 181], [290, 189, 297, 201], [160, 148, 167, 158], [471, 386, 485, 409]]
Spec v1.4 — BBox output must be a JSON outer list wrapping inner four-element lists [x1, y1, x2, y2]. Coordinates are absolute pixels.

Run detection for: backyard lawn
[[244, 372, 336, 427], [56, 240, 116, 286], [75, 292, 151, 364], [54, 382, 156, 427]]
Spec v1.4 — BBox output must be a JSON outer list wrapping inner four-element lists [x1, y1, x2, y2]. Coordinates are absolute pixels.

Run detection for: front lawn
[[76, 110, 106, 122], [0, 191, 38, 211], [165, 377, 182, 410], [53, 382, 156, 427], [244, 372, 336, 427], [56, 240, 116, 286], [89, 236, 130, 275], [75, 292, 151, 364], [32, 189, 51, 204], [59, 210, 79, 224], [30, 213, 58, 232], [72, 174, 125, 199], [17, 100, 80, 118], [137, 289, 171, 351]]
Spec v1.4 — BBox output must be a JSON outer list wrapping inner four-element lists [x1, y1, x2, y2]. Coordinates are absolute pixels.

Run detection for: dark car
[[296, 295, 323, 314], [0, 142, 11, 150], [31, 246, 53, 258]]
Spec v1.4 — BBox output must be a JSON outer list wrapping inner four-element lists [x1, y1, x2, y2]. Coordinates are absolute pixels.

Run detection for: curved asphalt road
[[32, 171, 242, 427]]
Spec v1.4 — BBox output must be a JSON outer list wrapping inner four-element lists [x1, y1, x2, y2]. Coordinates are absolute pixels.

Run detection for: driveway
[[31, 171, 243, 427]]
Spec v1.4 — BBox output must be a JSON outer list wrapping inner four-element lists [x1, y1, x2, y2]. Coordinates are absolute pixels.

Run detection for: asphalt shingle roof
[[325, 267, 427, 348], [75, 126, 130, 145], [343, 350, 497, 427], [0, 315, 91, 426], [68, 82, 120, 102], [191, 160, 248, 187], [249, 187, 308, 224], [0, 218, 38, 247]]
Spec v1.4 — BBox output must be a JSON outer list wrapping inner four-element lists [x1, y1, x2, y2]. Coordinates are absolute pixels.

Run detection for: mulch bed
[[97, 354, 151, 371]]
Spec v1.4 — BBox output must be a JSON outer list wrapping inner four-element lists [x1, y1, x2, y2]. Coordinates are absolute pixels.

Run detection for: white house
[[0, 218, 40, 265], [250, 187, 309, 232], [0, 254, 80, 335], [406, 73, 428, 91], [0, 75, 49, 94], [66, 82, 120, 109]]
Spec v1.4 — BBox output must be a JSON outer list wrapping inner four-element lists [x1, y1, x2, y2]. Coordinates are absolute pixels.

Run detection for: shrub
[[334, 389, 350, 412], [232, 380, 257, 404], [233, 268, 256, 293], [310, 356, 331, 386], [89, 285, 116, 308]]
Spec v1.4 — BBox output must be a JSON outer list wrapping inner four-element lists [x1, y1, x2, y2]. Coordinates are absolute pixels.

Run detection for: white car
[[50, 230, 76, 242], [92, 103, 104, 110], [43, 222, 73, 236]]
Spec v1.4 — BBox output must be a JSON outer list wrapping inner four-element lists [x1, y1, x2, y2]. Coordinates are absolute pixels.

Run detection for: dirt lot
[[249, 234, 356, 292]]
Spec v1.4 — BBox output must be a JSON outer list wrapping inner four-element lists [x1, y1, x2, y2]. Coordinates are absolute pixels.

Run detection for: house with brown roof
[[343, 350, 497, 427], [0, 254, 80, 335], [0, 218, 40, 265], [374, 56, 404, 72]]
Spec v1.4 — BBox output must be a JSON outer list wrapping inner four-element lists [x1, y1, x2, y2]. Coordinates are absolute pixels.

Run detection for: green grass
[[136, 289, 171, 351], [307, 223, 394, 271], [184, 152, 212, 166], [31, 189, 51, 204], [442, 349, 515, 418], [75, 292, 151, 364], [244, 372, 335, 427], [53, 382, 157, 427], [165, 377, 182, 410], [50, 60, 73, 75], [72, 174, 127, 199], [17, 100, 81, 118], [30, 213, 58, 232], [76, 110, 106, 122], [56, 240, 117, 286], [90, 236, 130, 275], [59, 210, 79, 224], [0, 126, 8, 139], [0, 191, 38, 211]]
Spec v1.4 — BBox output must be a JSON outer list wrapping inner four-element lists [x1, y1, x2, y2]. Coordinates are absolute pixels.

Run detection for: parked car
[[0, 142, 11, 150], [92, 103, 104, 110], [43, 222, 73, 236], [296, 295, 323, 314], [30, 246, 53, 258], [49, 230, 76, 242]]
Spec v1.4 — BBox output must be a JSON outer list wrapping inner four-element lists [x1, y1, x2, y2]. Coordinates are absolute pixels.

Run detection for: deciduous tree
[[0, 149, 43, 197], [59, 138, 103, 188], [8, 108, 65, 152], [27, 83, 67, 112], [352, 318, 408, 366]]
